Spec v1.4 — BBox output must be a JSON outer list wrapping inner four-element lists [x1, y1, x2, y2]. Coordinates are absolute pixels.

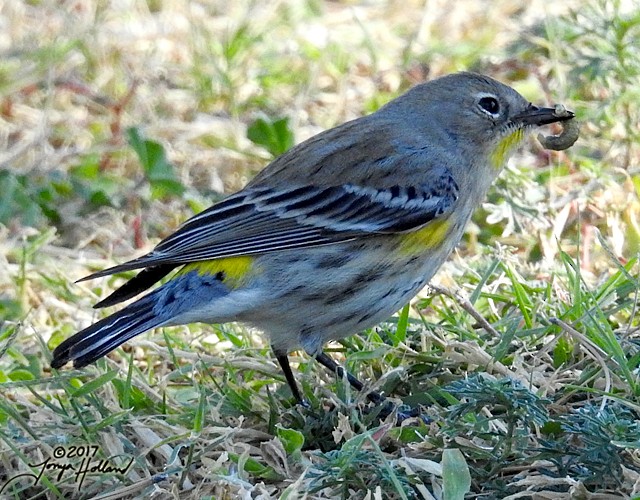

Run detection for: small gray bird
[[52, 72, 575, 404]]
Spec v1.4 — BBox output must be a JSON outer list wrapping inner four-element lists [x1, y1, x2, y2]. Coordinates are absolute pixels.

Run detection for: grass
[[2, 0, 640, 498]]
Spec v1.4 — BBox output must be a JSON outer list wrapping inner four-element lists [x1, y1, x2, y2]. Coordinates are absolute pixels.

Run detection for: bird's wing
[[80, 165, 458, 281]]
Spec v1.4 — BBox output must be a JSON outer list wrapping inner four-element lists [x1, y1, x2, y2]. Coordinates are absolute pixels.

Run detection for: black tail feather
[[51, 296, 163, 369], [94, 265, 175, 308], [75, 255, 157, 283]]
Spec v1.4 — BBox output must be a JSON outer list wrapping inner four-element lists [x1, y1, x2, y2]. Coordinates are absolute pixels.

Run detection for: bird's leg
[[273, 349, 308, 406], [315, 352, 427, 423], [274, 348, 421, 422], [314, 351, 385, 405]]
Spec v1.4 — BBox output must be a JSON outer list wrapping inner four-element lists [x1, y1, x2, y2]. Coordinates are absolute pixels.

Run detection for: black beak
[[512, 104, 575, 127]]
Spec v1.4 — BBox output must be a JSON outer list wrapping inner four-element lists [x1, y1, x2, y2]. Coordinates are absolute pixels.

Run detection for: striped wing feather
[[80, 176, 458, 283]]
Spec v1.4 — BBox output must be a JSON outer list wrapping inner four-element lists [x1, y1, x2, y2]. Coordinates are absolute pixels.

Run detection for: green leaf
[[228, 452, 280, 480], [0, 298, 23, 322], [541, 420, 563, 436], [92, 410, 133, 431], [9, 369, 35, 381], [69, 369, 119, 398], [193, 386, 206, 433], [111, 378, 155, 412], [0, 171, 45, 226], [389, 424, 432, 444], [391, 303, 410, 345], [126, 126, 185, 198], [247, 117, 294, 157], [503, 263, 533, 329], [276, 425, 304, 456], [553, 335, 572, 367], [442, 448, 471, 500]]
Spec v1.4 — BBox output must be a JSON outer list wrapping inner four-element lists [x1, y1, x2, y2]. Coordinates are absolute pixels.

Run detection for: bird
[[51, 72, 575, 405]]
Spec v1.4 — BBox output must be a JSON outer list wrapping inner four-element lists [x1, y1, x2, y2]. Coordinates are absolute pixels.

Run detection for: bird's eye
[[478, 96, 500, 115]]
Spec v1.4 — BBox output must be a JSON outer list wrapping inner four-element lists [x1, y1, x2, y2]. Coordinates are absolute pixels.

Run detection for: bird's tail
[[51, 294, 165, 369]]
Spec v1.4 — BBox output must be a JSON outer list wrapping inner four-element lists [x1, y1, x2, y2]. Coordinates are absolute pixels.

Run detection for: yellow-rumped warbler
[[51, 72, 575, 403]]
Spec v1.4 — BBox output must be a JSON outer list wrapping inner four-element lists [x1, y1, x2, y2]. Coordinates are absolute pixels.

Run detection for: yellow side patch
[[490, 128, 525, 169], [178, 256, 256, 288], [399, 219, 451, 254]]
